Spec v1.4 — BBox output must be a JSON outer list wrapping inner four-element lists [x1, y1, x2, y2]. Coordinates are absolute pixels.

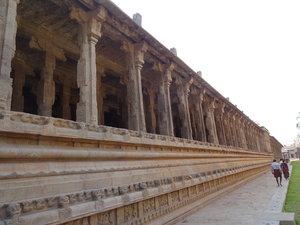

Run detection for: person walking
[[271, 159, 282, 186], [279, 158, 283, 165], [280, 159, 290, 180]]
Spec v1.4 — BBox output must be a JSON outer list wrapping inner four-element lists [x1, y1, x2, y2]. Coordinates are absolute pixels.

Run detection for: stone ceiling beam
[[17, 17, 80, 58], [96, 55, 127, 77]]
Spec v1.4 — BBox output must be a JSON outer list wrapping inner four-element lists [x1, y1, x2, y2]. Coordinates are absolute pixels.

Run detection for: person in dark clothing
[[280, 159, 289, 180]]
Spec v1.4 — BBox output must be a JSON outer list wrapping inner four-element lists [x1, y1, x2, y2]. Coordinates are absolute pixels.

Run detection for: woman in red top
[[280, 159, 289, 180]]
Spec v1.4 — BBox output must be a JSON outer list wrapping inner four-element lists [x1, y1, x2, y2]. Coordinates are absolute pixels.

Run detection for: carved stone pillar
[[0, 0, 19, 110], [175, 78, 193, 139], [189, 88, 206, 142], [196, 92, 207, 142], [261, 131, 267, 152], [189, 102, 197, 140], [254, 127, 259, 151], [214, 102, 227, 145], [202, 96, 219, 144], [121, 41, 148, 132], [144, 86, 157, 134], [229, 111, 238, 147], [262, 128, 272, 153], [234, 113, 242, 148], [36, 51, 56, 116], [29, 36, 66, 117], [247, 124, 253, 150], [245, 122, 251, 150], [238, 117, 248, 149], [70, 6, 106, 125], [154, 62, 174, 136], [257, 130, 263, 152], [255, 127, 261, 151], [250, 125, 257, 151], [223, 108, 233, 146]]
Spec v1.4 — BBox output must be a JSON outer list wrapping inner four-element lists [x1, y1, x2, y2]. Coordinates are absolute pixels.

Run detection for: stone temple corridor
[[0, 0, 282, 224]]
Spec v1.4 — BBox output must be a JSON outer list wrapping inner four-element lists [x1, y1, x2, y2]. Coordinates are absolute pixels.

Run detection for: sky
[[111, 0, 300, 146]]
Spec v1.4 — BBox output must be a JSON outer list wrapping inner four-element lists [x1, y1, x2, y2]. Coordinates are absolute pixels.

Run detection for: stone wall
[[0, 111, 275, 224], [0, 0, 282, 224]]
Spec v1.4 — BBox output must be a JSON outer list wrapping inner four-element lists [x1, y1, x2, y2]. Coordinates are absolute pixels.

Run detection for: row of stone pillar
[[0, 0, 268, 152]]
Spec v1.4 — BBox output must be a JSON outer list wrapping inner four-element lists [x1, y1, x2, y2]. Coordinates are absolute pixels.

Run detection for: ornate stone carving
[[93, 189, 105, 211], [21, 201, 33, 213], [168, 177, 176, 190], [72, 217, 90, 225], [46, 197, 55, 207], [119, 185, 129, 195], [77, 192, 84, 202], [6, 203, 25, 225], [85, 191, 92, 200], [180, 188, 189, 200], [58, 196, 72, 222], [124, 204, 137, 222], [190, 186, 197, 196], [158, 194, 168, 209], [146, 181, 155, 188], [105, 188, 113, 197], [143, 199, 155, 214], [171, 191, 179, 204], [69, 194, 77, 204], [140, 182, 147, 190], [139, 182, 149, 197], [35, 199, 46, 210], [112, 186, 119, 196], [97, 210, 115, 225]]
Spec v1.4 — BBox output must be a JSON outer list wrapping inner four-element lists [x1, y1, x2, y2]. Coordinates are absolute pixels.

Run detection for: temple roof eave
[[93, 0, 262, 128]]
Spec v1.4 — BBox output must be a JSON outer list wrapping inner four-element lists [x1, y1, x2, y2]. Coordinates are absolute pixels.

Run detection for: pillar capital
[[121, 40, 134, 53], [175, 77, 193, 97], [189, 86, 198, 96], [70, 6, 106, 43], [70, 5, 106, 23], [213, 101, 224, 114], [152, 62, 173, 85], [210, 98, 216, 109], [134, 41, 148, 65]]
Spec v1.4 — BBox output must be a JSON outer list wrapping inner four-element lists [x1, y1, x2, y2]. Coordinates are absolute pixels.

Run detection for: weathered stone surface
[[0, 0, 282, 224]]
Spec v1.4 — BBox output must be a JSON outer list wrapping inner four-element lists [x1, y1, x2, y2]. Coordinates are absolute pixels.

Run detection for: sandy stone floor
[[176, 165, 294, 225]]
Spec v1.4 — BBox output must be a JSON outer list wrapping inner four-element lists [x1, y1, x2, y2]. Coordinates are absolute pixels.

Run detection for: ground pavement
[[175, 165, 295, 225]]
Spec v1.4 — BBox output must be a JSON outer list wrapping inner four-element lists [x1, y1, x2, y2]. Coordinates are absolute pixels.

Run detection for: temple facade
[[0, 0, 282, 224]]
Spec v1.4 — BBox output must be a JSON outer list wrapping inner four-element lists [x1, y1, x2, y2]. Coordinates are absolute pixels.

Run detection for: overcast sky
[[111, 0, 300, 146]]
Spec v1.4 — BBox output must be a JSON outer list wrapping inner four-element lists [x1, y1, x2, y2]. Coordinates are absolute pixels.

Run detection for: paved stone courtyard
[[176, 165, 295, 225]]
